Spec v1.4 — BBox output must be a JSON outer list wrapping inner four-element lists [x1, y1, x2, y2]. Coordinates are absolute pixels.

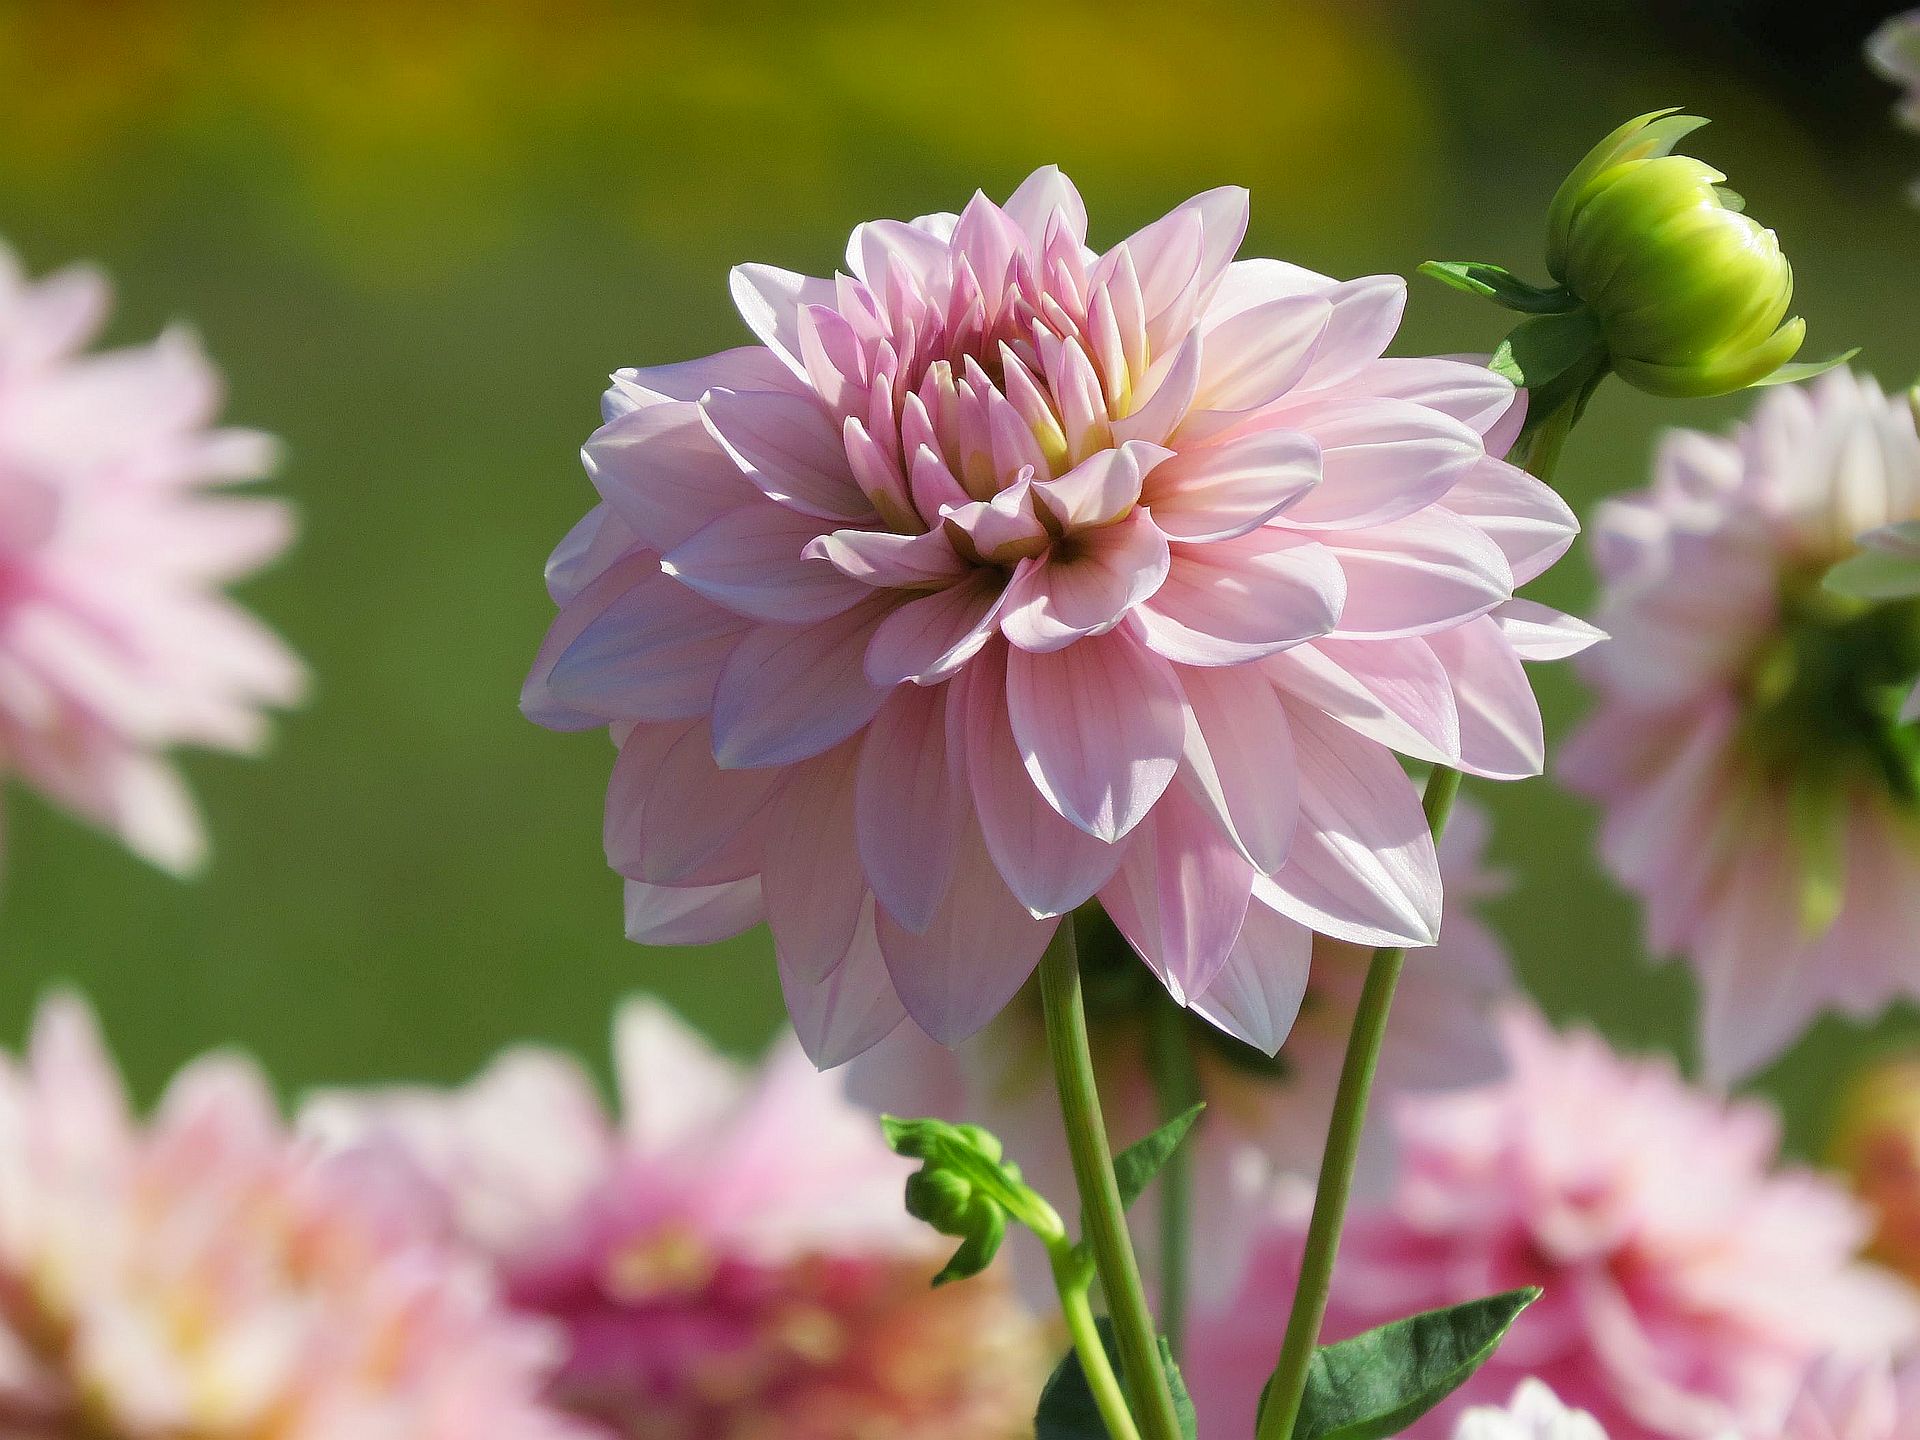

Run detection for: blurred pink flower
[[845, 795, 1513, 1303], [0, 245, 304, 873], [524, 166, 1591, 1062], [304, 1000, 1048, 1440], [1454, 1381, 1609, 1440], [1561, 370, 1920, 1082], [1869, 12, 1920, 131], [1183, 1007, 1920, 1440], [1773, 1356, 1920, 1440], [0, 992, 582, 1440]]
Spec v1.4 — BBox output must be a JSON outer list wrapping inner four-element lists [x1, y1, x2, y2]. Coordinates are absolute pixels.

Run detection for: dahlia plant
[[524, 109, 1845, 1439]]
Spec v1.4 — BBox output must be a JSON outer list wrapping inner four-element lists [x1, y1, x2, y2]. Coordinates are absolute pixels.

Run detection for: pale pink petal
[[663, 504, 868, 622], [1270, 398, 1484, 530], [1205, 261, 1405, 387], [604, 720, 780, 885], [1142, 428, 1321, 541], [1135, 530, 1344, 666], [710, 599, 894, 768], [728, 263, 839, 376], [1441, 457, 1580, 584], [603, 346, 797, 415], [1190, 898, 1315, 1055], [1118, 186, 1249, 345], [844, 219, 951, 294], [1323, 510, 1514, 638], [806, 526, 968, 587], [1006, 627, 1185, 842], [760, 741, 868, 985], [1491, 599, 1606, 660], [1328, 357, 1519, 441], [1031, 440, 1172, 529], [584, 400, 759, 552], [1004, 165, 1089, 249], [865, 572, 1008, 686], [1427, 616, 1546, 781], [1112, 332, 1203, 447], [857, 683, 967, 934], [782, 899, 909, 1068], [999, 512, 1171, 652], [701, 387, 875, 522], [1267, 637, 1461, 770], [1188, 294, 1332, 417], [1178, 662, 1300, 874], [623, 877, 765, 946]]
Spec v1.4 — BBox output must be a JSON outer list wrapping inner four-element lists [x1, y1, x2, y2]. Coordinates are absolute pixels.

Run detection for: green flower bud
[[880, 1115, 1061, 1285], [1545, 110, 1808, 397]]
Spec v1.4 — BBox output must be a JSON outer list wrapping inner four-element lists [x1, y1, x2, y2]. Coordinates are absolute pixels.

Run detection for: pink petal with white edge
[[710, 598, 894, 769], [865, 572, 1008, 686], [783, 899, 908, 1069], [603, 346, 797, 416], [1267, 637, 1460, 771], [1142, 428, 1322, 541], [953, 642, 1124, 916], [1327, 357, 1518, 441], [807, 526, 967, 588], [1492, 599, 1606, 660], [584, 401, 759, 553], [1323, 509, 1514, 638], [1032, 440, 1172, 529], [1261, 703, 1441, 947], [1135, 530, 1344, 666], [701, 387, 875, 522], [1006, 626, 1185, 843], [877, 817, 1059, 1045], [527, 555, 747, 728], [623, 877, 765, 946], [1178, 662, 1300, 873], [729, 264, 839, 377], [858, 683, 967, 934], [1004, 165, 1089, 249], [1118, 186, 1249, 345], [1206, 261, 1405, 389], [1188, 294, 1332, 418], [1099, 779, 1256, 1003], [604, 720, 781, 886], [1440, 456, 1580, 585], [663, 504, 867, 622], [1190, 898, 1315, 1055], [1426, 615, 1545, 780], [1000, 512, 1171, 653], [761, 741, 868, 985], [845, 219, 951, 294], [1269, 398, 1484, 530]]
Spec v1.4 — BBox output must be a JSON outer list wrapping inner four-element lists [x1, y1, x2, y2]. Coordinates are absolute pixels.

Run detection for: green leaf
[[1418, 261, 1579, 315], [881, 1115, 1063, 1283], [1112, 1102, 1205, 1212], [1489, 310, 1604, 393], [1260, 1288, 1540, 1440], [1036, 1319, 1199, 1440]]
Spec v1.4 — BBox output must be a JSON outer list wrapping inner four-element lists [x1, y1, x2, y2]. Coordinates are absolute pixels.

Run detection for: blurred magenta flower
[[0, 993, 583, 1440], [1453, 1382, 1608, 1440], [1561, 370, 1920, 1083], [0, 245, 303, 873], [1183, 1007, 1919, 1440], [524, 166, 1591, 1062], [1774, 1357, 1920, 1440], [305, 1000, 1048, 1440], [845, 796, 1513, 1302]]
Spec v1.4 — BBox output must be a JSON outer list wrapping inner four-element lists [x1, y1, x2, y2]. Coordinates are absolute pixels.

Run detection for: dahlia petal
[[1031, 440, 1172, 530], [604, 720, 781, 886], [876, 818, 1058, 1045], [701, 388, 875, 522], [709, 599, 894, 769], [807, 526, 968, 588], [1188, 294, 1333, 417], [728, 264, 838, 376], [1178, 662, 1300, 873], [1134, 531, 1344, 666], [1004, 165, 1089, 249], [544, 503, 637, 605], [951, 193, 1027, 296], [1006, 626, 1184, 842], [865, 573, 1008, 686], [1119, 186, 1249, 344], [1261, 703, 1441, 947], [1112, 331, 1203, 446], [953, 642, 1124, 916], [623, 877, 765, 946], [1206, 261, 1406, 388], [1098, 779, 1255, 1003], [1323, 509, 1514, 638], [940, 474, 1047, 561], [603, 346, 796, 417], [782, 899, 908, 1068], [1271, 398, 1484, 530], [1190, 898, 1315, 1055], [761, 741, 869, 986], [1142, 428, 1322, 541], [845, 219, 951, 293], [1331, 357, 1519, 441], [999, 512, 1171, 653], [1267, 637, 1460, 770], [526, 555, 746, 728], [1441, 456, 1580, 585], [584, 401, 759, 552], [1424, 617, 1546, 780], [1491, 599, 1607, 660], [909, 440, 973, 518], [663, 504, 867, 622], [857, 684, 966, 934]]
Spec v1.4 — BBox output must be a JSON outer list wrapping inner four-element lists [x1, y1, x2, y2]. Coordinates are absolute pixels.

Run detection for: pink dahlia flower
[[1561, 370, 1920, 1082], [303, 1000, 1048, 1440], [845, 795, 1513, 1302], [1454, 1382, 1609, 1440], [1771, 1357, 1920, 1440], [524, 166, 1592, 1062], [0, 993, 583, 1439], [0, 245, 304, 873], [1182, 1007, 1920, 1440]]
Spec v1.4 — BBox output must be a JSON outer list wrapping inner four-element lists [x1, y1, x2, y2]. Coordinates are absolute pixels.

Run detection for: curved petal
[[604, 347, 797, 415], [1178, 662, 1299, 874], [858, 683, 966, 934], [1004, 165, 1089, 249], [1491, 599, 1606, 660], [604, 720, 781, 886], [807, 526, 968, 588], [1031, 440, 1171, 529], [865, 572, 1008, 686], [701, 387, 874, 523], [1322, 509, 1514, 638], [1005, 627, 1185, 843], [710, 599, 894, 769], [1118, 186, 1249, 348], [999, 512, 1171, 653], [1269, 398, 1483, 531], [1425, 615, 1545, 780], [1440, 456, 1580, 585], [1190, 898, 1315, 1055], [782, 899, 908, 1069], [1134, 531, 1344, 667], [584, 401, 759, 553], [1325, 357, 1518, 441], [1187, 294, 1332, 418], [761, 742, 868, 985], [1205, 262, 1405, 388], [623, 877, 765, 946], [1143, 428, 1322, 542], [1267, 637, 1460, 770], [663, 504, 867, 622], [729, 264, 839, 377]]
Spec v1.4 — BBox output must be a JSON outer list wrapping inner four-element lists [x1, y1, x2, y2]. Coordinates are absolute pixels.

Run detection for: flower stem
[[1145, 1001, 1199, 1359], [1254, 765, 1465, 1440], [1039, 919, 1185, 1440], [1050, 1245, 1144, 1440]]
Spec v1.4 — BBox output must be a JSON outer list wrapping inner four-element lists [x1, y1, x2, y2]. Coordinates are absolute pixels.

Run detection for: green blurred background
[[0, 0, 1914, 1152]]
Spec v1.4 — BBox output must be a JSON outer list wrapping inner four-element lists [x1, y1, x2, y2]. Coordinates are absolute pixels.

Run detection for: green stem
[[1145, 1002, 1200, 1359], [1050, 1245, 1144, 1440], [1039, 920, 1185, 1440], [1254, 765, 1465, 1440]]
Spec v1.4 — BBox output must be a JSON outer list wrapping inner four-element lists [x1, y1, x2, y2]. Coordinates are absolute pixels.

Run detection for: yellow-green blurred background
[[1, 0, 1914, 1151]]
